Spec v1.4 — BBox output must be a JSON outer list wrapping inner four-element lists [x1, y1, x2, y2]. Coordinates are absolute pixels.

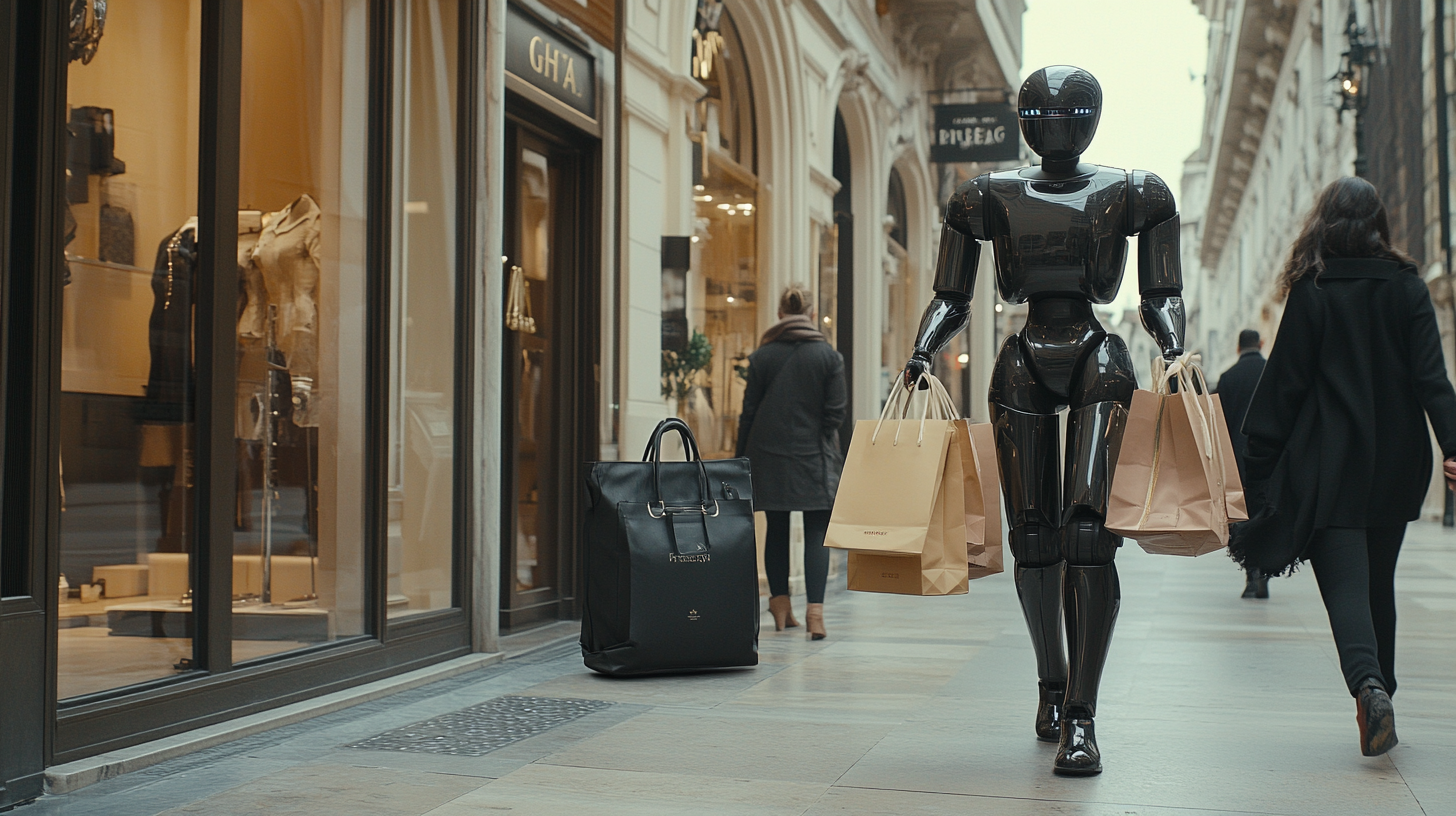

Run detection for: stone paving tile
[[150, 764, 486, 816], [28, 522, 1456, 816], [419, 764, 827, 816], [804, 786, 1286, 815]]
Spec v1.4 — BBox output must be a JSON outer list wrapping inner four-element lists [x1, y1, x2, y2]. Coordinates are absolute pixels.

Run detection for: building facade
[[0, 0, 1020, 804], [1181, 0, 1456, 518]]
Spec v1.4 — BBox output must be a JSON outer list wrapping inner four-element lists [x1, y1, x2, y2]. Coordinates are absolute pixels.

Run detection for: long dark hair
[[1277, 176, 1414, 299]]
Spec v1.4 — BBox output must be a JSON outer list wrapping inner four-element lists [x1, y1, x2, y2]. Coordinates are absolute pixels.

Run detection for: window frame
[[0, 0, 479, 765]]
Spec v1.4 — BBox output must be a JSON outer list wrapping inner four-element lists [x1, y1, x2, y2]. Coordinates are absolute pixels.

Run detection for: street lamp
[[1333, 10, 1377, 177]]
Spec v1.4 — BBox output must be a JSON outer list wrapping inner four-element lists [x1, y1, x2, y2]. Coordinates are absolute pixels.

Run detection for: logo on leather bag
[[670, 553, 711, 563], [863, 530, 888, 536], [688, 609, 701, 621]]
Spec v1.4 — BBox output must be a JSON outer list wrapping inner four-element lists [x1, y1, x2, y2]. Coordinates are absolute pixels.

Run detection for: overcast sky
[[1020, 0, 1210, 308]]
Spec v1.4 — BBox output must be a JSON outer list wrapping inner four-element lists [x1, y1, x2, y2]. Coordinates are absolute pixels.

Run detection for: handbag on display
[[825, 374, 970, 596], [580, 418, 758, 675], [1106, 354, 1248, 556]]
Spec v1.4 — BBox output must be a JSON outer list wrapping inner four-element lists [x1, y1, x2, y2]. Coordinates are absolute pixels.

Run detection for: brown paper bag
[[828, 375, 969, 596], [1106, 355, 1242, 556], [961, 421, 1003, 580]]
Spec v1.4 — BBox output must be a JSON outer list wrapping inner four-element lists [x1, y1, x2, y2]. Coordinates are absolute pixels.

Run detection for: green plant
[[662, 330, 714, 403]]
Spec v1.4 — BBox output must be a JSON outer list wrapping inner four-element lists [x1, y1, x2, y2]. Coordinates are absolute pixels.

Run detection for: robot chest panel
[[988, 173, 1128, 304]]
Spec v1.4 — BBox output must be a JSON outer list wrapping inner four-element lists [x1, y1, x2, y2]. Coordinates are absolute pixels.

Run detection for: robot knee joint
[[1061, 512, 1120, 566], [1010, 524, 1062, 568]]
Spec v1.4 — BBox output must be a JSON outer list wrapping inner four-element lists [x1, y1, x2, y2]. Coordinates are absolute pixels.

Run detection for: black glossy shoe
[[1053, 717, 1102, 776], [1356, 678, 1398, 757], [1035, 682, 1064, 742], [1242, 570, 1269, 599]]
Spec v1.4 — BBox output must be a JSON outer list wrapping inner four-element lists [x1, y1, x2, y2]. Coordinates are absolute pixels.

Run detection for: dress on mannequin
[[249, 194, 322, 427], [139, 218, 199, 552]]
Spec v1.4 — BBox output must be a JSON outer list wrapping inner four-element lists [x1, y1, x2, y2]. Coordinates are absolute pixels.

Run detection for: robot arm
[[1130, 171, 1185, 360], [904, 178, 986, 388]]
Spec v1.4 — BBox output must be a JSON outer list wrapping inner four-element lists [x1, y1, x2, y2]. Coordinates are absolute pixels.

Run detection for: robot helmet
[[1017, 66, 1102, 161]]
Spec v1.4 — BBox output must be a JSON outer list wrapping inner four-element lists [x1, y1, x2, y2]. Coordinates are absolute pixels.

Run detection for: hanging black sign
[[505, 4, 596, 119], [930, 103, 1020, 163]]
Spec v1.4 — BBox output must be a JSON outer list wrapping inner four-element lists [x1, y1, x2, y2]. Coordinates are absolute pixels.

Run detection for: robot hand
[[1161, 343, 1184, 363], [902, 353, 933, 390]]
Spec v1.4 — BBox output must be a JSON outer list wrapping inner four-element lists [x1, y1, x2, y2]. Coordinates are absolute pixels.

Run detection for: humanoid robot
[[903, 66, 1185, 776]]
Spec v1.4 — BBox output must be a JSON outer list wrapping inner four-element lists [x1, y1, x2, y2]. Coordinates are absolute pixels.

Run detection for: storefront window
[[388, 0, 459, 617], [57, 0, 202, 700], [882, 168, 913, 399], [232, 0, 369, 660], [688, 9, 757, 458]]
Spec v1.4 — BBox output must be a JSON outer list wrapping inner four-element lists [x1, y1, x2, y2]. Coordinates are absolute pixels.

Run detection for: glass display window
[[881, 167, 914, 404], [687, 8, 758, 459], [57, 0, 202, 700], [388, 0, 459, 617], [230, 0, 371, 661]]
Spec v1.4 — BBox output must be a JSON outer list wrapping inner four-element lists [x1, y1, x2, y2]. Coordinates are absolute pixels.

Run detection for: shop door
[[500, 117, 594, 631]]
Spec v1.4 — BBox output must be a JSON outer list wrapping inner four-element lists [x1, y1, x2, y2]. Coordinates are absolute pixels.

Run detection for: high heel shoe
[[768, 595, 799, 631], [1356, 678, 1397, 757], [806, 603, 826, 640]]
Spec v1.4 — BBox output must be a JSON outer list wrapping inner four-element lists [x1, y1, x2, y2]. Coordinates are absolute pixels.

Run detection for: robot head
[[1017, 66, 1102, 162]]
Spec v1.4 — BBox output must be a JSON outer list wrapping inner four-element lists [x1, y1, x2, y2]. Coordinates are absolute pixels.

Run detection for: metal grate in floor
[[345, 695, 613, 757]]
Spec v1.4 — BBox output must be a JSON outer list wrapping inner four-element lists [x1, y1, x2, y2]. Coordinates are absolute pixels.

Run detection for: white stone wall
[[616, 0, 1021, 455], [1185, 0, 1356, 378]]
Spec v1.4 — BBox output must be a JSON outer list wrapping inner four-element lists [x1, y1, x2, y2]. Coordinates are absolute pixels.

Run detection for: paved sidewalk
[[24, 523, 1456, 815]]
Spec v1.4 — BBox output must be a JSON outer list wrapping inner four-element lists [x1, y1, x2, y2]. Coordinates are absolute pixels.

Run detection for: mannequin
[[902, 66, 1185, 776]]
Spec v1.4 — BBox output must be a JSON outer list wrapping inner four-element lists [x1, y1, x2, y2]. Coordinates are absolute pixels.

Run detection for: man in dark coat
[[1213, 329, 1268, 598]]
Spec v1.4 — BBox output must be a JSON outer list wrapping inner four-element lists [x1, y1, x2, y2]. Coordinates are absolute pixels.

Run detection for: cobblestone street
[[23, 522, 1456, 815]]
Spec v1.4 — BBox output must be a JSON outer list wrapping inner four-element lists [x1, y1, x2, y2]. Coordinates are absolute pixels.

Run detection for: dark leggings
[[1307, 525, 1406, 696], [764, 510, 831, 604]]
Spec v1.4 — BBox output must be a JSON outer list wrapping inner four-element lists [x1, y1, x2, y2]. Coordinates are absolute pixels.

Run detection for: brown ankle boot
[[768, 595, 799, 631], [806, 603, 826, 640]]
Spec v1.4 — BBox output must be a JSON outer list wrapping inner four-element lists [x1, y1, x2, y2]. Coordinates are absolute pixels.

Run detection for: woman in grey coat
[[735, 285, 847, 639]]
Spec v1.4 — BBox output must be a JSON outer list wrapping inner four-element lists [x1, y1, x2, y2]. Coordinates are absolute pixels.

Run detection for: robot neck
[[1041, 154, 1082, 175]]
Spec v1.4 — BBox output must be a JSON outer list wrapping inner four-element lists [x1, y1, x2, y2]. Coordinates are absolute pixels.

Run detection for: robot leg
[[989, 336, 1067, 740], [1055, 334, 1135, 776]]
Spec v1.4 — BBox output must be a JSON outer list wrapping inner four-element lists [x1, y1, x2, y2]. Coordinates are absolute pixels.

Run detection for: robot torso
[[946, 165, 1174, 305]]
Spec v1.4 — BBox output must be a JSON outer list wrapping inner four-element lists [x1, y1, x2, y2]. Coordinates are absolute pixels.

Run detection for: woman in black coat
[[736, 285, 847, 640], [1231, 176, 1456, 757]]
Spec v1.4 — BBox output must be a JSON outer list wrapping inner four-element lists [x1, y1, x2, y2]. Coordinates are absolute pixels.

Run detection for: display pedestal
[[106, 600, 332, 641]]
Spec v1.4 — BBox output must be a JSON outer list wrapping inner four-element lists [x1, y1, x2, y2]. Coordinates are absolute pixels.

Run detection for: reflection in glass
[[881, 168, 915, 403], [232, 0, 368, 660], [57, 0, 200, 700], [511, 147, 555, 595], [688, 9, 759, 458], [389, 0, 459, 616]]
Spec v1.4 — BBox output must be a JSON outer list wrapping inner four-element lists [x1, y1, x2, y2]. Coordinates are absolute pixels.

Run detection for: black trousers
[[764, 510, 831, 604], [1307, 525, 1406, 696]]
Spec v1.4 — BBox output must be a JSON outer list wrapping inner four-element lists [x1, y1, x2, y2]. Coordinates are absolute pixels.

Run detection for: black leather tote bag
[[580, 418, 758, 675]]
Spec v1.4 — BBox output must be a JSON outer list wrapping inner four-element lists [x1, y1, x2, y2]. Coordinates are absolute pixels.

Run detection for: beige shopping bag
[[1106, 355, 1243, 556], [961, 421, 1004, 580], [828, 375, 969, 596]]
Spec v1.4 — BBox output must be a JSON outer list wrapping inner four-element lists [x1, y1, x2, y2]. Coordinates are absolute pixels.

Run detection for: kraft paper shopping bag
[[1107, 354, 1241, 556], [828, 375, 969, 596]]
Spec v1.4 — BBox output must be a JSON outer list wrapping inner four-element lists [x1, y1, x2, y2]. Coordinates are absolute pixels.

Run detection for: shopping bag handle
[[643, 418, 714, 517], [873, 371, 958, 446]]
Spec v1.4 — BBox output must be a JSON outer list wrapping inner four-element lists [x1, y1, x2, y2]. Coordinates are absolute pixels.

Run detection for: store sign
[[930, 103, 1020, 163], [506, 5, 596, 119]]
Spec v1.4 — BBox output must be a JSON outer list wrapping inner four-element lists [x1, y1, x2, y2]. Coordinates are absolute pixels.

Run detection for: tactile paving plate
[[346, 695, 614, 757]]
